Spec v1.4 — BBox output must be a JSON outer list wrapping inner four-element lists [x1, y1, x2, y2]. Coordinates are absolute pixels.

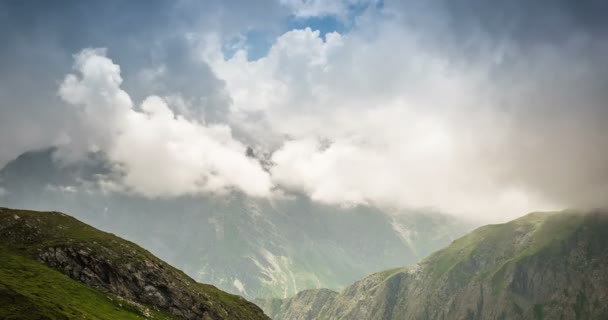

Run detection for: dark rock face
[[258, 210, 608, 320], [38, 246, 209, 319]]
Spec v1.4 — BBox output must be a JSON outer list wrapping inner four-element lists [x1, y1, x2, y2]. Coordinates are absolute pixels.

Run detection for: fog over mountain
[[0, 148, 472, 298]]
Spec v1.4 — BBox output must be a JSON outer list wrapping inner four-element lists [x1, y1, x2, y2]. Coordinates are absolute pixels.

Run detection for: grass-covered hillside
[[0, 207, 269, 320], [0, 244, 175, 319], [259, 210, 608, 320]]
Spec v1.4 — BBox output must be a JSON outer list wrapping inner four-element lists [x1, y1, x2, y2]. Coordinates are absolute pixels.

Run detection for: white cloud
[[0, 0, 605, 227], [205, 25, 559, 220], [50, 2, 608, 221], [58, 49, 273, 198], [58, 48, 133, 159]]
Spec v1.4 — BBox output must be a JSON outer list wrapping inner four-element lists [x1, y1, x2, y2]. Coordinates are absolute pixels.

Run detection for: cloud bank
[[2, 0, 608, 220], [58, 49, 272, 198], [202, 2, 608, 219], [203, 27, 555, 218]]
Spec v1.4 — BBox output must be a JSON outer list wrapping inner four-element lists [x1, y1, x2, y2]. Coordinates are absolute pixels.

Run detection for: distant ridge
[[258, 210, 608, 320]]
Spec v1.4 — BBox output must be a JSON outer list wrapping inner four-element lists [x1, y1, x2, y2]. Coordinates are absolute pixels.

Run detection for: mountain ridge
[[0, 207, 269, 320], [0, 148, 474, 299], [257, 210, 608, 320]]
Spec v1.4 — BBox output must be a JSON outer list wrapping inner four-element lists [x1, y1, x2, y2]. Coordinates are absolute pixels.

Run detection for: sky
[[1, 0, 607, 221]]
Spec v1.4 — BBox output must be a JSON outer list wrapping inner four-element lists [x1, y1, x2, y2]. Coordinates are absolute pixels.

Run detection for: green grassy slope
[[424, 210, 586, 283], [0, 245, 172, 319], [259, 210, 608, 320], [0, 207, 269, 320]]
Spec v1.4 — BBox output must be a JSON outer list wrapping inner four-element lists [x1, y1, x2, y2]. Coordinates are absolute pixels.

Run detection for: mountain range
[[0, 148, 472, 299], [4, 206, 606, 319], [256, 209, 608, 319]]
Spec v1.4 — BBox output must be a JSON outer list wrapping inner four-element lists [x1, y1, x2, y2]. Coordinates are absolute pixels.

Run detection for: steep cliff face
[[260, 210, 608, 320], [0, 207, 269, 320]]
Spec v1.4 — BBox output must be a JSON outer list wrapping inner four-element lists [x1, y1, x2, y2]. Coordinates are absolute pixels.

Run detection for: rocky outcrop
[[0, 208, 269, 320], [37, 246, 217, 319], [259, 210, 608, 319]]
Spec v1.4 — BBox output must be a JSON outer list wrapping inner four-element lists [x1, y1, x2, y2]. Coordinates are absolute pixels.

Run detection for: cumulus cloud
[[203, 5, 608, 220], [58, 49, 273, 198], [203, 27, 544, 218], [0, 0, 287, 169]]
